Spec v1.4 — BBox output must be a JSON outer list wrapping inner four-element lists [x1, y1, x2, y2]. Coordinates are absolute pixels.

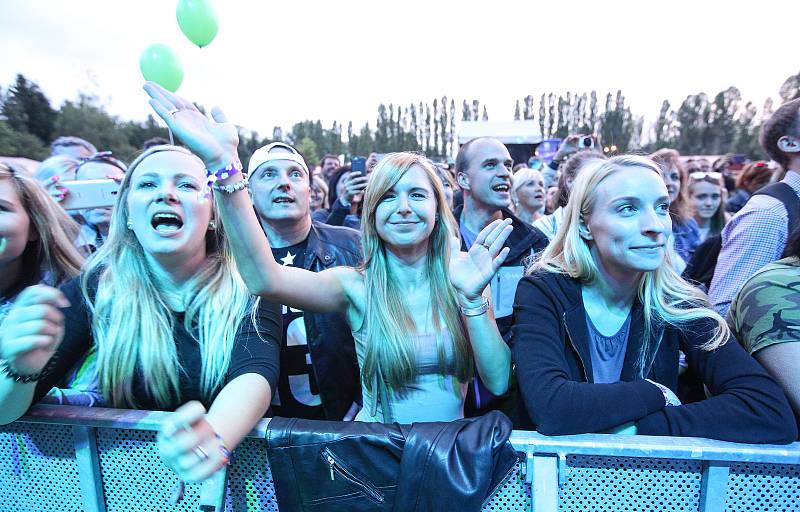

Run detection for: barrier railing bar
[[699, 460, 731, 512], [510, 431, 800, 464], [199, 467, 228, 512], [18, 405, 270, 438], [72, 425, 106, 512], [531, 454, 558, 512]]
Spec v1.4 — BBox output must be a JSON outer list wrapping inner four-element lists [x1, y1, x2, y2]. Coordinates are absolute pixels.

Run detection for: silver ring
[[193, 445, 209, 461], [167, 108, 180, 116]]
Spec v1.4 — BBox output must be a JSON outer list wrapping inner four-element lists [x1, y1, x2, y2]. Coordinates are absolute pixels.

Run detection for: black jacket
[[453, 205, 549, 340], [454, 206, 548, 420], [298, 221, 363, 420], [265, 411, 518, 512], [511, 270, 797, 443]]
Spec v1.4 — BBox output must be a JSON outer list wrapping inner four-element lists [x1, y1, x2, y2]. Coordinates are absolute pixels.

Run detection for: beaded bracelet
[[204, 161, 243, 198]]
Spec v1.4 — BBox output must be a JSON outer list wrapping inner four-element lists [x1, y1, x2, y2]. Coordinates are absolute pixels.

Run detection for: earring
[[208, 220, 217, 230], [126, 221, 133, 230]]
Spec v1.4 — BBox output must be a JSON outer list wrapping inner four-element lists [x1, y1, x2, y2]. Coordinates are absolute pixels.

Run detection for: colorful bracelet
[[204, 161, 243, 198]]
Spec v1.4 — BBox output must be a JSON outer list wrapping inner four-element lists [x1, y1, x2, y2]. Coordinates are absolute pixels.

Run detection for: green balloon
[[176, 0, 219, 48], [139, 44, 184, 92]]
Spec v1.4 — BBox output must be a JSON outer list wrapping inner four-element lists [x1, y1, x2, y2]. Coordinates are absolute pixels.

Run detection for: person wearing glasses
[[687, 170, 729, 243], [72, 152, 128, 253], [710, 98, 800, 316]]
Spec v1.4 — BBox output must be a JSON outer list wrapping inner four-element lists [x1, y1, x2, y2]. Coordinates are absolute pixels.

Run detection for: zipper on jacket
[[320, 447, 385, 503], [481, 451, 521, 508], [563, 312, 589, 382]]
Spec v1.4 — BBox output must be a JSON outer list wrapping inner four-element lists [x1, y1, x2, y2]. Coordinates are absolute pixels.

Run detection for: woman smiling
[[512, 155, 796, 443], [143, 82, 512, 424]]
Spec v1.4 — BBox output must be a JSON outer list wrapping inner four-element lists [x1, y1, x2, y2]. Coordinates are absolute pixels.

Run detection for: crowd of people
[[1, 84, 798, 484]]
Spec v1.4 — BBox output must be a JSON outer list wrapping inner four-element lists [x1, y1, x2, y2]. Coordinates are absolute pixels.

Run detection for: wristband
[[459, 297, 490, 317], [0, 354, 59, 383], [205, 161, 243, 198], [212, 176, 248, 195]]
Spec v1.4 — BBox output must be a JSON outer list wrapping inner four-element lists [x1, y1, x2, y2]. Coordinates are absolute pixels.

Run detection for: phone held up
[[351, 156, 366, 177], [60, 179, 120, 211]]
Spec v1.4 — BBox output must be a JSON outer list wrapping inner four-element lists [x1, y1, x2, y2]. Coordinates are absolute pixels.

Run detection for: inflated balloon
[[176, 0, 219, 48], [139, 44, 184, 92]]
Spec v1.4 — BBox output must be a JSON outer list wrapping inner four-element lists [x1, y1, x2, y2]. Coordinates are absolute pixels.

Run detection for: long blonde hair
[[529, 155, 729, 373], [359, 153, 471, 392], [82, 146, 257, 408], [0, 163, 83, 293]]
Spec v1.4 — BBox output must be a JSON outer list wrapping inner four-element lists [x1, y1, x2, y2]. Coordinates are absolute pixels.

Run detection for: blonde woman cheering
[[0, 146, 282, 482], [144, 82, 512, 423]]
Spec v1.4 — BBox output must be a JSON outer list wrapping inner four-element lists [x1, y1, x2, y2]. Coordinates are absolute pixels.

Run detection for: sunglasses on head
[[690, 171, 722, 181]]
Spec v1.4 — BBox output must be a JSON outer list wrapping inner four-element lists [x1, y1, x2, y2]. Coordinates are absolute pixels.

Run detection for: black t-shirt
[[268, 238, 326, 420], [33, 276, 281, 411]]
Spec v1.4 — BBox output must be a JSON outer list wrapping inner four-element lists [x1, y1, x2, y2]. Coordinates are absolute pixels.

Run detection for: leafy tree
[[0, 120, 48, 160], [1, 74, 56, 144], [295, 137, 320, 167], [53, 94, 136, 160], [514, 100, 521, 121]]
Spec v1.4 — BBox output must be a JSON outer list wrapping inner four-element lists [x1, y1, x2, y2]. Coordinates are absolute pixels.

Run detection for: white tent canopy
[[457, 121, 543, 145]]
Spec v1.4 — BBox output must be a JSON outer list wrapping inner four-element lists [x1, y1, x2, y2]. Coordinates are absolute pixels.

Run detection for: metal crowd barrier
[[1, 405, 799, 511]]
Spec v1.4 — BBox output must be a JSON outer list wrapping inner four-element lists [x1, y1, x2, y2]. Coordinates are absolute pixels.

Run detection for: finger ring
[[167, 108, 180, 116], [193, 445, 209, 461], [482, 243, 490, 249]]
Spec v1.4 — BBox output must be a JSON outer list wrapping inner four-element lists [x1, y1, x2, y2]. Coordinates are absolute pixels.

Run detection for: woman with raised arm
[[0, 145, 282, 482], [512, 154, 796, 443], [144, 83, 512, 423]]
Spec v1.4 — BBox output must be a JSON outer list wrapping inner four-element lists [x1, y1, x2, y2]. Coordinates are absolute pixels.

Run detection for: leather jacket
[[265, 411, 519, 512], [300, 221, 363, 420]]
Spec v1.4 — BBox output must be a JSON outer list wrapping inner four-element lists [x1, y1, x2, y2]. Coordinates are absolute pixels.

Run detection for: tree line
[[1, 71, 798, 169]]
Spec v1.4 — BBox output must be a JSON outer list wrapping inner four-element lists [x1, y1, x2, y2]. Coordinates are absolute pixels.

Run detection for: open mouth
[[492, 184, 510, 193], [273, 196, 295, 204], [150, 212, 184, 233]]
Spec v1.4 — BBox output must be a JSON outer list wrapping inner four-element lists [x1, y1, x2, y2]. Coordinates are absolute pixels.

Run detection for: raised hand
[[0, 285, 69, 377], [143, 82, 239, 168], [448, 218, 513, 301], [158, 401, 230, 483], [342, 172, 369, 206]]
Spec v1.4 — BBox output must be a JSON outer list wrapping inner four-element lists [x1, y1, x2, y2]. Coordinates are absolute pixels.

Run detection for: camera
[[578, 136, 594, 149]]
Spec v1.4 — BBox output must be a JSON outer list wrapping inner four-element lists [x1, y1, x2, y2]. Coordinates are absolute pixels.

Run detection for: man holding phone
[[68, 152, 127, 253]]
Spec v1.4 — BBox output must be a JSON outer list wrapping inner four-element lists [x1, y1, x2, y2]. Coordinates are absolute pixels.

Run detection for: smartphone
[[528, 157, 543, 170], [351, 156, 366, 176], [60, 179, 120, 211], [578, 136, 594, 149]]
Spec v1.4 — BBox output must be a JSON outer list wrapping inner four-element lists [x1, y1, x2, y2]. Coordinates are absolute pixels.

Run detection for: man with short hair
[[319, 154, 340, 181], [454, 137, 549, 417], [249, 142, 362, 420], [710, 98, 800, 316], [50, 136, 97, 159]]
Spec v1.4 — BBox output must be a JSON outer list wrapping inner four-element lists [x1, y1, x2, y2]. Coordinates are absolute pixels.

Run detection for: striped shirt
[[710, 171, 800, 316]]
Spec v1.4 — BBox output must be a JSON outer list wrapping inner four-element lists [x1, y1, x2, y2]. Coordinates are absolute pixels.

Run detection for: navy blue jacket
[[298, 221, 363, 420], [511, 270, 797, 444]]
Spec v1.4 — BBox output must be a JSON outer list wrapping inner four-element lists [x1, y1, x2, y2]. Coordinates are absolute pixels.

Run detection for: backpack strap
[[752, 182, 800, 234]]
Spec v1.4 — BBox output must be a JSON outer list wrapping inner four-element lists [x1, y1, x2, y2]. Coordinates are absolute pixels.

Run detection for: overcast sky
[[1, 0, 798, 140]]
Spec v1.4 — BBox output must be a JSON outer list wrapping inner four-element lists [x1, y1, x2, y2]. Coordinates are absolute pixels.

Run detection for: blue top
[[586, 310, 632, 384], [353, 329, 467, 424]]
